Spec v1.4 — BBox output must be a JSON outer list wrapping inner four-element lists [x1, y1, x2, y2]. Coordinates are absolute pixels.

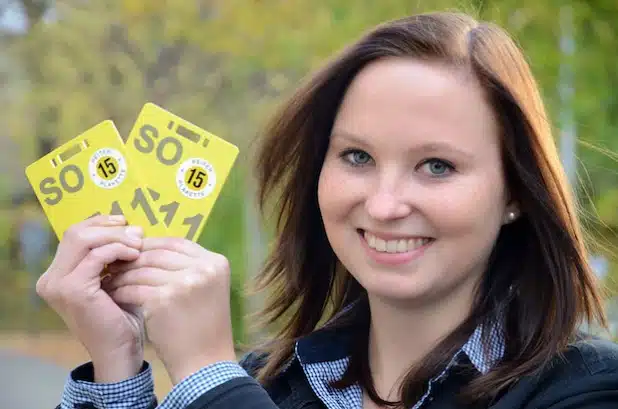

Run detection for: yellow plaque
[[124, 103, 239, 241], [25, 120, 167, 239]]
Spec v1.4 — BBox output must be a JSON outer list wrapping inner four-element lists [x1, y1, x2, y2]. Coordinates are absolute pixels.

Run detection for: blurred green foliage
[[0, 0, 616, 342]]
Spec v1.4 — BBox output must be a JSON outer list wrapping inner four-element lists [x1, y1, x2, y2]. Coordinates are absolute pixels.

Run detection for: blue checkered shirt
[[61, 322, 504, 409]]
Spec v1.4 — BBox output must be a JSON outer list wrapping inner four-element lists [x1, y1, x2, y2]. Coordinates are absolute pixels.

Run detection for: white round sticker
[[176, 158, 217, 199], [89, 148, 127, 189]]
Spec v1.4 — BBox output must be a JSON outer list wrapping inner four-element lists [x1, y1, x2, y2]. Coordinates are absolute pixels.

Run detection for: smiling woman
[[252, 11, 617, 409], [319, 58, 508, 304], [42, 10, 617, 409]]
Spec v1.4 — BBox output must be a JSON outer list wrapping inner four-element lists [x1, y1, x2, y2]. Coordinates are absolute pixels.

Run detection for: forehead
[[333, 57, 499, 151]]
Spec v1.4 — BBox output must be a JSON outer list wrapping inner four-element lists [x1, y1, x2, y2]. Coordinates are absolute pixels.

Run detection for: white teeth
[[375, 238, 386, 252], [363, 231, 431, 253], [368, 234, 376, 248], [386, 241, 398, 253]]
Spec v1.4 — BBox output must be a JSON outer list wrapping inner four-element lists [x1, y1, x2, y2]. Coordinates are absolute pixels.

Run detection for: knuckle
[[36, 273, 64, 305], [213, 255, 231, 280], [197, 260, 230, 288], [139, 250, 154, 265], [182, 272, 204, 289], [199, 254, 229, 276], [66, 227, 90, 249], [93, 214, 110, 223], [165, 237, 187, 253], [197, 261, 213, 275], [87, 246, 110, 264], [215, 255, 230, 272], [35, 274, 49, 297], [110, 242, 126, 253], [62, 224, 81, 242]]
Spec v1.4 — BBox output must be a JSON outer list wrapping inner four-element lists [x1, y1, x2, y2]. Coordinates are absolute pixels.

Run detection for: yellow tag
[[124, 103, 239, 241], [25, 120, 166, 239]]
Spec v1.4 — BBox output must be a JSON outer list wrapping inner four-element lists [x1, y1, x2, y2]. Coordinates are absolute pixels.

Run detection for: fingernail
[[109, 215, 126, 223], [125, 225, 143, 240]]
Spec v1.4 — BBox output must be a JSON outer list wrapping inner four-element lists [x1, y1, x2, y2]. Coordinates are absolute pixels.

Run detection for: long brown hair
[[252, 11, 607, 407]]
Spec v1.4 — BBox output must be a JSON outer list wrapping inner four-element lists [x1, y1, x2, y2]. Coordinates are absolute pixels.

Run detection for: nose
[[364, 184, 412, 222]]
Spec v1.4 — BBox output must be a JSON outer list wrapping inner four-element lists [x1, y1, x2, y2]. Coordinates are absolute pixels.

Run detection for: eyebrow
[[330, 130, 475, 160]]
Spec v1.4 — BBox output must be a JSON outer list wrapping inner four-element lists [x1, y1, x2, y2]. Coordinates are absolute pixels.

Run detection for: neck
[[366, 287, 477, 400]]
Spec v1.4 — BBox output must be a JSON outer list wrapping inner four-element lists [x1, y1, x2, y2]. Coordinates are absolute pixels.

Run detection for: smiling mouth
[[358, 229, 434, 254]]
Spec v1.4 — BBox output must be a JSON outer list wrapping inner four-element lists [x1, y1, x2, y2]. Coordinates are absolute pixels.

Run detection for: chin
[[357, 271, 437, 304]]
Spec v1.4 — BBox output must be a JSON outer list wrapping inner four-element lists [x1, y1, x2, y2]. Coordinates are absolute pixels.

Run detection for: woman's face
[[317, 57, 517, 308]]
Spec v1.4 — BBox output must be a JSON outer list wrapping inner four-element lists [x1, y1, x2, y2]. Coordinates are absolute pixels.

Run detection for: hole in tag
[[58, 142, 84, 163], [177, 124, 201, 143], [50, 158, 59, 168]]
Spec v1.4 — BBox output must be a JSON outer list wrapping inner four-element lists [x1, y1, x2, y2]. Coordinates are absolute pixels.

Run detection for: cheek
[[428, 175, 507, 236], [317, 163, 338, 222], [317, 160, 362, 220]]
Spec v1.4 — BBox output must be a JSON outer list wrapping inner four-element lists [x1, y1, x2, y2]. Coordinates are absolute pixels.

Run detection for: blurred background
[[0, 0, 616, 405]]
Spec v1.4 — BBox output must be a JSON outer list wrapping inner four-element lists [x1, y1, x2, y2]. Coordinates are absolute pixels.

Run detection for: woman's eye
[[341, 149, 373, 166], [419, 159, 455, 176]]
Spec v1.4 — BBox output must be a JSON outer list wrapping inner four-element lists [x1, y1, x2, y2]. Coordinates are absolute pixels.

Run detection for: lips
[[361, 230, 434, 254]]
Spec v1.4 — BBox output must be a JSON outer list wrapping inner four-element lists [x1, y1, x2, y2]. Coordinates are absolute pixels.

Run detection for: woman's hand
[[36, 215, 146, 383], [105, 237, 236, 384]]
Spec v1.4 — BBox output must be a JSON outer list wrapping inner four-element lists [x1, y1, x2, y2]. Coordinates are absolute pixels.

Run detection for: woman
[[41, 12, 617, 409]]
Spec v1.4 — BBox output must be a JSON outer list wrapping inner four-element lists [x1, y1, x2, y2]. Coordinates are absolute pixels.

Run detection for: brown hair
[[252, 11, 607, 407]]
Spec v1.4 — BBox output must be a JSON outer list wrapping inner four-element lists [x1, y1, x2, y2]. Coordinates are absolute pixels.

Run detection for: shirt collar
[[289, 301, 505, 375], [461, 319, 505, 374]]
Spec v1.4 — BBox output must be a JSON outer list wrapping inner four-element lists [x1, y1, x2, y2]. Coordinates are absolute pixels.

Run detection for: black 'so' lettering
[[157, 137, 182, 166], [38, 164, 85, 206], [135, 124, 158, 153], [59, 164, 84, 193], [40, 177, 62, 206]]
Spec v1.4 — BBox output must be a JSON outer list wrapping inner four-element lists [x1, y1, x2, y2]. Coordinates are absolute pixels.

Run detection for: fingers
[[82, 214, 127, 227], [140, 237, 206, 258], [73, 243, 141, 281], [49, 216, 144, 276], [104, 267, 171, 291], [107, 249, 191, 274], [62, 222, 144, 252], [37, 242, 140, 305], [109, 285, 156, 307]]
